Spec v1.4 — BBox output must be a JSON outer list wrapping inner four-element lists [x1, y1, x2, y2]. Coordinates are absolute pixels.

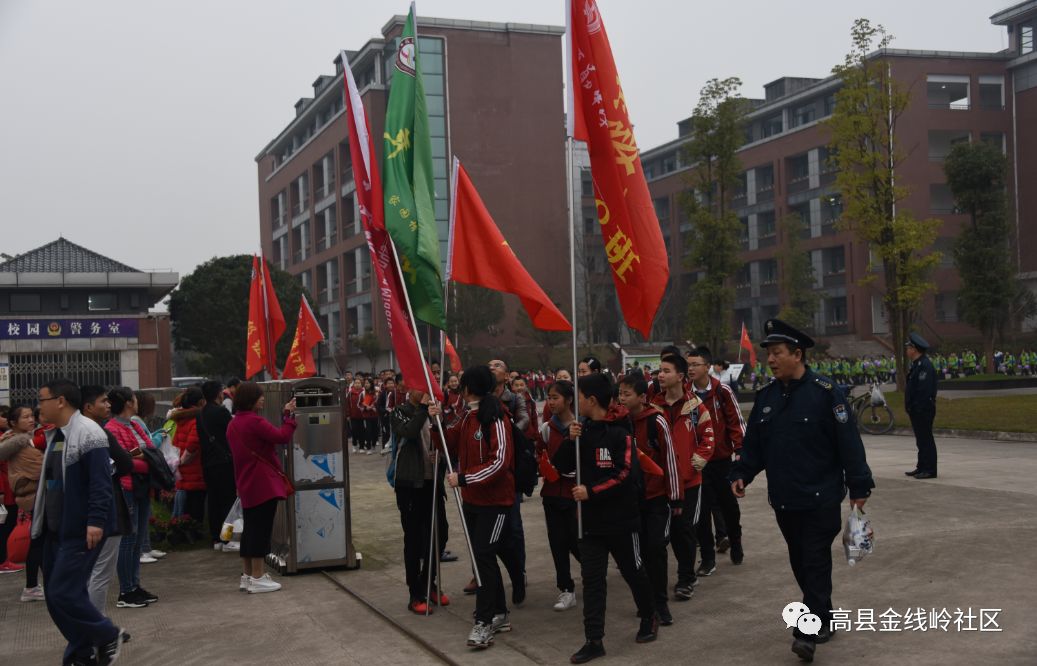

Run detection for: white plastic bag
[[220, 497, 244, 542], [869, 384, 886, 407], [842, 505, 874, 566]]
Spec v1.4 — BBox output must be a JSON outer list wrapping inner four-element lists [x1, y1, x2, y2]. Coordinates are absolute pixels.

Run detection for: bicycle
[[842, 382, 895, 435]]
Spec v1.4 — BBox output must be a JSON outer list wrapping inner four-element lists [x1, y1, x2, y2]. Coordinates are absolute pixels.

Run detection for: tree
[[446, 283, 504, 352], [352, 330, 383, 373], [169, 255, 309, 378], [945, 141, 1037, 372], [516, 305, 569, 370], [680, 77, 748, 355], [777, 214, 821, 331], [826, 19, 940, 390]]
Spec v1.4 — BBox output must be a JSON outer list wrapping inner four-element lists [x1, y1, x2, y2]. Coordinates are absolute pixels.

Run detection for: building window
[[980, 132, 1006, 154], [759, 259, 778, 285], [88, 293, 117, 311], [757, 211, 777, 239], [791, 103, 816, 127], [927, 75, 970, 110], [827, 297, 848, 326], [762, 114, 783, 138], [755, 165, 775, 193], [978, 76, 1005, 110], [1022, 24, 1034, 55], [823, 93, 836, 117], [735, 264, 751, 288], [581, 171, 594, 197], [653, 197, 670, 222], [10, 293, 41, 312], [930, 183, 961, 215], [823, 246, 846, 275], [927, 129, 970, 161], [935, 292, 959, 322]]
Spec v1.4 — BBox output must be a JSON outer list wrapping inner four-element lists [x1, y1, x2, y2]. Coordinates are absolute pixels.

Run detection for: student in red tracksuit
[[510, 376, 539, 443], [536, 380, 580, 612], [618, 372, 683, 626], [652, 354, 714, 601], [688, 346, 747, 569], [346, 378, 364, 453], [436, 366, 514, 650], [361, 379, 379, 454]]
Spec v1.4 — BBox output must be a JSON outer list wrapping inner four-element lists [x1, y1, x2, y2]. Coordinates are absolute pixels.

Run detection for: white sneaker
[[352, 446, 358, 453], [247, 574, 282, 594], [223, 541, 240, 552], [239, 574, 249, 592], [553, 591, 577, 611], [380, 444, 391, 455], [213, 543, 224, 552], [20, 585, 45, 602], [140, 554, 158, 564], [365, 448, 373, 455], [147, 550, 167, 559]]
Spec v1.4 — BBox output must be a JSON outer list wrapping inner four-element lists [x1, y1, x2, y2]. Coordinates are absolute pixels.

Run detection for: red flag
[[447, 159, 571, 331], [341, 50, 442, 400], [245, 255, 286, 379], [444, 333, 462, 373], [740, 322, 757, 368], [637, 448, 664, 477], [282, 297, 325, 379], [567, 0, 669, 338]]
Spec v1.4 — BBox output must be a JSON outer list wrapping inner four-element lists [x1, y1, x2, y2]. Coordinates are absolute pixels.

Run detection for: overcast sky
[[0, 0, 1011, 285]]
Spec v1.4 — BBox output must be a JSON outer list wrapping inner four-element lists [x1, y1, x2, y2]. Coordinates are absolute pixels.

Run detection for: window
[[10, 293, 41, 312], [935, 292, 959, 322], [791, 103, 816, 127], [927, 75, 970, 110], [827, 297, 848, 325], [759, 259, 778, 285], [653, 197, 670, 221], [762, 114, 783, 138], [787, 154, 809, 188], [821, 195, 843, 225], [930, 183, 960, 214], [927, 129, 970, 160], [980, 132, 1006, 154], [738, 217, 749, 249], [1022, 24, 1034, 55], [978, 76, 1004, 110], [735, 264, 751, 288], [88, 293, 116, 311], [757, 211, 777, 239], [581, 171, 594, 197], [824, 246, 846, 275], [755, 165, 775, 193], [823, 93, 837, 117]]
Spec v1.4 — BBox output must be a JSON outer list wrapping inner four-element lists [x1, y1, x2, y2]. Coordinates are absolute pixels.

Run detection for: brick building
[[638, 2, 1037, 353], [0, 238, 177, 404], [255, 15, 569, 369]]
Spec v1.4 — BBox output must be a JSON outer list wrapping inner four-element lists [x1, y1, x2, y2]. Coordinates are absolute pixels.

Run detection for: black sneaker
[[635, 615, 659, 643], [570, 640, 606, 664], [136, 587, 158, 603], [657, 603, 673, 626], [96, 628, 127, 665], [673, 582, 694, 601], [730, 540, 744, 565], [791, 637, 815, 662], [696, 560, 717, 576], [69, 654, 98, 666], [440, 550, 459, 562], [715, 536, 730, 553], [512, 572, 526, 607], [814, 625, 835, 644], [116, 591, 148, 608]]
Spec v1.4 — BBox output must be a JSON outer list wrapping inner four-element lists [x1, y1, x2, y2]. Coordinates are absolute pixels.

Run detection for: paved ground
[[3, 432, 1037, 665]]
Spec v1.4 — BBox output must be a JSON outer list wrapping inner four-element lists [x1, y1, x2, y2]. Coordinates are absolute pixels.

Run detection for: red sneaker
[[408, 599, 431, 614], [433, 591, 451, 607], [0, 561, 25, 574]]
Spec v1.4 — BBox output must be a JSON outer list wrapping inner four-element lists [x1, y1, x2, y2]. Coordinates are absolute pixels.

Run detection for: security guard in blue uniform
[[904, 332, 938, 479], [729, 319, 874, 663]]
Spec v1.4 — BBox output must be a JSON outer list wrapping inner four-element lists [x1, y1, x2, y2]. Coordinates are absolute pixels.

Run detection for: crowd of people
[[381, 319, 873, 663], [0, 377, 298, 665]]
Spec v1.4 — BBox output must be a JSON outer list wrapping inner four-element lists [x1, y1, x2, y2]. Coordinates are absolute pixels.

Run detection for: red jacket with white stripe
[[692, 376, 746, 461], [629, 406, 683, 504], [441, 406, 514, 507], [651, 390, 715, 488]]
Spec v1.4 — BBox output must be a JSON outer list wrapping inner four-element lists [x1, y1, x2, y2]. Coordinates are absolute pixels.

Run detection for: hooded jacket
[[440, 403, 514, 507], [691, 375, 746, 461], [628, 405, 683, 505], [105, 416, 152, 492], [537, 414, 577, 500], [0, 431, 43, 512], [651, 390, 715, 488]]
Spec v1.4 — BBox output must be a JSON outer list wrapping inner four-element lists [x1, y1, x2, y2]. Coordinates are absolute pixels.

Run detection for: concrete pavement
[[3, 433, 1036, 665]]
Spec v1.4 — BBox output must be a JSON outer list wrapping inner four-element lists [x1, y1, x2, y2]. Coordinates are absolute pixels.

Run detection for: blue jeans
[[172, 489, 186, 518], [116, 491, 150, 594]]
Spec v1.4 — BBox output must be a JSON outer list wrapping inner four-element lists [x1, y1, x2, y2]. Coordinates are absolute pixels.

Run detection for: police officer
[[904, 332, 938, 479], [729, 320, 874, 663]]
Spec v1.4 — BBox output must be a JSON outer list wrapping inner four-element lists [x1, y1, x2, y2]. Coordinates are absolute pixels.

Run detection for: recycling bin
[[259, 378, 358, 573]]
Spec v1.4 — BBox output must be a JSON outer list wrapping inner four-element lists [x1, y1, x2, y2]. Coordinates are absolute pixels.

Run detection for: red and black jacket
[[537, 415, 575, 500], [440, 406, 514, 508], [651, 391, 715, 488], [551, 417, 641, 535], [628, 406, 683, 505], [693, 376, 745, 461]]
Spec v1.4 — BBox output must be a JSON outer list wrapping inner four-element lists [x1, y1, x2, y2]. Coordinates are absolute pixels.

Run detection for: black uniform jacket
[[729, 368, 874, 511], [905, 355, 938, 415]]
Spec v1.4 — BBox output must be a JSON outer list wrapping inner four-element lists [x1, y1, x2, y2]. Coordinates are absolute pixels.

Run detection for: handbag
[[247, 445, 295, 497], [141, 445, 176, 491]]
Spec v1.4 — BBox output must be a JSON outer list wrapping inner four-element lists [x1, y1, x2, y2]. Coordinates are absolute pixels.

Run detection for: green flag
[[382, 5, 445, 329]]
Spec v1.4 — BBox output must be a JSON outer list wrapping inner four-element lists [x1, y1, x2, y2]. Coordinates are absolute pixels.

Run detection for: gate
[[7, 351, 122, 405]]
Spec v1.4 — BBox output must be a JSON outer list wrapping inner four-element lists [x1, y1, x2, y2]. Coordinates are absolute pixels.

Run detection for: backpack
[[483, 419, 538, 498]]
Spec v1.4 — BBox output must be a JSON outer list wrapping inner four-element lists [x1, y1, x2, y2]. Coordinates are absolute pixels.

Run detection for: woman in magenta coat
[[226, 382, 296, 594]]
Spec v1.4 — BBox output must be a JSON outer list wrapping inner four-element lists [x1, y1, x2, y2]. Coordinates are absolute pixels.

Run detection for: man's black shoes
[[570, 640, 605, 664]]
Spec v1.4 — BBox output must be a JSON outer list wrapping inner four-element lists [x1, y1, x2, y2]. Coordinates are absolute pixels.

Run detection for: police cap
[[907, 332, 930, 351], [761, 319, 815, 349]]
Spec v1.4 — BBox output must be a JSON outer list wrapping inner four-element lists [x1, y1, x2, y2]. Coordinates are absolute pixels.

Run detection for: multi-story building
[[640, 1, 1037, 352], [0, 238, 177, 403], [255, 15, 569, 370]]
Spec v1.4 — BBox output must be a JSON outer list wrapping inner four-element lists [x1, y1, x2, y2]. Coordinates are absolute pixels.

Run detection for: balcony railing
[[755, 185, 774, 203], [927, 102, 969, 111], [273, 213, 286, 229], [294, 200, 309, 216], [787, 175, 810, 194]]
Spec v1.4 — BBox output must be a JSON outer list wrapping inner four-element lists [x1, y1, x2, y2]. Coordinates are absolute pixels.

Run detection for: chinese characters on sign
[[828, 608, 1002, 633], [0, 318, 140, 340]]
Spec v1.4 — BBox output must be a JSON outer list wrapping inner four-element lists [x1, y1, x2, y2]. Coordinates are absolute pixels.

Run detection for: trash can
[[260, 378, 358, 573]]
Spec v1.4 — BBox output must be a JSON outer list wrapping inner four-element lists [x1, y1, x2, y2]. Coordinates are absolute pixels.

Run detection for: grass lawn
[[741, 390, 1037, 433]]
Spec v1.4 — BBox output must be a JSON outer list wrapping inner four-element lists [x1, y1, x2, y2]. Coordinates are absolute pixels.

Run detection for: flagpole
[[565, 135, 583, 538], [259, 255, 278, 380], [383, 188, 479, 589], [738, 322, 744, 363]]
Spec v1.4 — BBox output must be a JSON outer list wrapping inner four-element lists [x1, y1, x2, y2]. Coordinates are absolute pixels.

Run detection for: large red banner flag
[[567, 0, 669, 338], [341, 49, 442, 400], [245, 255, 286, 379], [447, 159, 571, 331], [282, 297, 325, 379], [444, 333, 462, 373], [740, 322, 758, 368]]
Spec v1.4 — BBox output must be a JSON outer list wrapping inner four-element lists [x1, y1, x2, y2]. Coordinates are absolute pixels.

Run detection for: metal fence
[[7, 351, 121, 405]]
